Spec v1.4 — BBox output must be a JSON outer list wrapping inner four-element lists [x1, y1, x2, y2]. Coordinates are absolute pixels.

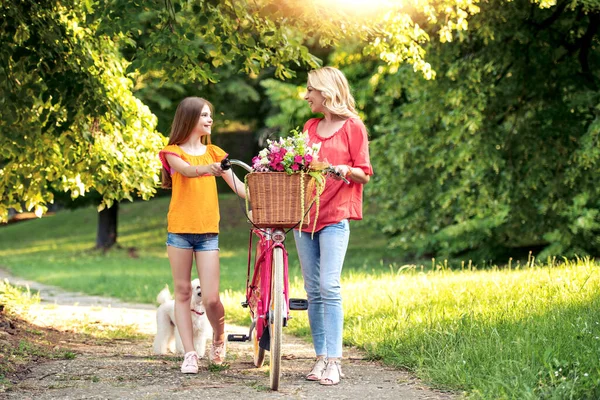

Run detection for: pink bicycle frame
[[246, 228, 290, 341]]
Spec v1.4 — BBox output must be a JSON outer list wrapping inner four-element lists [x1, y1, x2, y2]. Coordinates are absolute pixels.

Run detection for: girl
[[295, 67, 373, 385], [159, 97, 246, 373]]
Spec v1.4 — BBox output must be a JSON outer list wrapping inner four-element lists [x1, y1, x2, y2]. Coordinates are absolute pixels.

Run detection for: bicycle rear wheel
[[269, 246, 284, 390], [252, 319, 265, 367]]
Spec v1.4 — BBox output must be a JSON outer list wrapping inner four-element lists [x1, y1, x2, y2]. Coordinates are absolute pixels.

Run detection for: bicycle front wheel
[[269, 246, 284, 391]]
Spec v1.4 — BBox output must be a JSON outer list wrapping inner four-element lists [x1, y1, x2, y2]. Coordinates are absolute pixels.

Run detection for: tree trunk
[[96, 203, 118, 250]]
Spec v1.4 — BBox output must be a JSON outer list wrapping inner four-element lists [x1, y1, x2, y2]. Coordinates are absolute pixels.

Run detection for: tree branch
[[533, 0, 569, 30]]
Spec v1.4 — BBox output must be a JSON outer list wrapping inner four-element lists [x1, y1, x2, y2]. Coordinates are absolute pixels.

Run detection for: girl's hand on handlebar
[[207, 162, 224, 177], [221, 158, 231, 171]]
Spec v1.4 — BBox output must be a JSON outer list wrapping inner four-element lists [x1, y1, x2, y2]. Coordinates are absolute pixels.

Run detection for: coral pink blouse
[[301, 117, 373, 233]]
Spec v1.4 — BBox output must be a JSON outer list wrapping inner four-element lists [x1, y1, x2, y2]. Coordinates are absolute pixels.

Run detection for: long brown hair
[[161, 97, 214, 189]]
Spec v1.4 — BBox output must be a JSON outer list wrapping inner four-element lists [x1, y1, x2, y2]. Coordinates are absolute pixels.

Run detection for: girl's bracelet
[[195, 166, 200, 176]]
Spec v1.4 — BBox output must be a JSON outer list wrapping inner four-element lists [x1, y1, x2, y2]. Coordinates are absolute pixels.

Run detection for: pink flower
[[271, 152, 283, 163], [251, 129, 315, 172]]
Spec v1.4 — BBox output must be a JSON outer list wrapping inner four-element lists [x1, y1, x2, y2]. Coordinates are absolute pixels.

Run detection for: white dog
[[152, 278, 211, 356]]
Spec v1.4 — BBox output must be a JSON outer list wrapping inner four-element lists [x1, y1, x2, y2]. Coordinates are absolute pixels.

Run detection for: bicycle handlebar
[[221, 157, 350, 234], [321, 166, 351, 184], [221, 158, 252, 173], [221, 158, 350, 184]]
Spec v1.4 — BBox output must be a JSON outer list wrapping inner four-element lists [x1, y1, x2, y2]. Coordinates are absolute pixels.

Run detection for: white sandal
[[306, 358, 327, 381], [319, 360, 344, 386]]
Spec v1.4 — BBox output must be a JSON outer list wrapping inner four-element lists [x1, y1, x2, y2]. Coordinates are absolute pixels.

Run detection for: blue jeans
[[293, 220, 350, 358]]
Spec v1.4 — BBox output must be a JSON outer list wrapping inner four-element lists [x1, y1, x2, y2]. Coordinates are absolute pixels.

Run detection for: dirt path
[[0, 270, 458, 400]]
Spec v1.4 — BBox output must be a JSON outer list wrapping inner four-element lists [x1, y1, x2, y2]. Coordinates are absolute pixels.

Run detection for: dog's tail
[[156, 285, 172, 304]]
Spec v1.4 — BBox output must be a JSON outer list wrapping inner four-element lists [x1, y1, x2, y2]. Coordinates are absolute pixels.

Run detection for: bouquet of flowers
[[246, 128, 326, 235], [251, 128, 322, 174]]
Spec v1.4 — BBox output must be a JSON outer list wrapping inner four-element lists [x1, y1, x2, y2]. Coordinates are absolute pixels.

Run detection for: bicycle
[[222, 158, 348, 390], [221, 158, 311, 390]]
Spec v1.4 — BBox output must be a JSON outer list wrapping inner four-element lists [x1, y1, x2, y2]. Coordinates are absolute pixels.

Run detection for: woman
[[294, 67, 373, 386]]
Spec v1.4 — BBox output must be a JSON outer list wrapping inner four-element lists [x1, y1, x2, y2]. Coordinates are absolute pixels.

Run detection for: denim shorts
[[166, 232, 219, 252]]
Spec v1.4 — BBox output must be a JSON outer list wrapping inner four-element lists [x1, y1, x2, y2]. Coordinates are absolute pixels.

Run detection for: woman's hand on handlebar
[[333, 165, 352, 179], [323, 165, 350, 184], [333, 165, 370, 185]]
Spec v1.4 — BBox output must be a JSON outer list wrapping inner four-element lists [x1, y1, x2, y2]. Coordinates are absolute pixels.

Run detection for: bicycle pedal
[[227, 334, 249, 342], [241, 301, 249, 308], [289, 298, 308, 311]]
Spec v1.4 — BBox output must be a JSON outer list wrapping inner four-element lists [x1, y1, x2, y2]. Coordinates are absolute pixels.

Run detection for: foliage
[[133, 64, 263, 136], [1, 0, 489, 224], [363, 0, 600, 258], [0, 1, 165, 221], [0, 279, 39, 316], [260, 79, 313, 136], [96, 0, 482, 82], [261, 0, 600, 259]]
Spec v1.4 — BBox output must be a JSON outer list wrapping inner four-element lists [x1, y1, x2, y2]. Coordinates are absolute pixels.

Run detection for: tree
[[1, 0, 488, 248], [357, 0, 600, 259], [259, 1, 600, 259], [1, 1, 164, 224]]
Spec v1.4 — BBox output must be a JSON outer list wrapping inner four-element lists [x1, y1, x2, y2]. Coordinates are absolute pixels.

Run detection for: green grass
[[0, 278, 40, 315], [0, 196, 402, 303], [1, 196, 600, 398], [338, 263, 600, 399]]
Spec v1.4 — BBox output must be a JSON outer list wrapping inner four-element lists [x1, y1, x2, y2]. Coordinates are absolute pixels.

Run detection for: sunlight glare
[[327, 0, 401, 14]]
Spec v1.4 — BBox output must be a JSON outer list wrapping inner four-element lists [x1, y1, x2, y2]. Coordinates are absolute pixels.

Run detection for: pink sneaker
[[209, 340, 226, 365], [181, 351, 199, 374]]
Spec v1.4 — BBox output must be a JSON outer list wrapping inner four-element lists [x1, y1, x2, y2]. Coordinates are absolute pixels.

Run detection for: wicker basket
[[247, 172, 316, 228]]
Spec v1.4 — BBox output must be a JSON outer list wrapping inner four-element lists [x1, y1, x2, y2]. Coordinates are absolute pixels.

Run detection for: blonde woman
[[294, 67, 373, 385]]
